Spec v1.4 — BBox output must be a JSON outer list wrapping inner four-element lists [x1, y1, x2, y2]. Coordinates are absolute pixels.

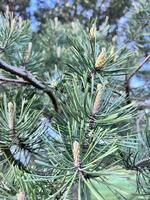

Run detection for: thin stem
[[125, 54, 150, 104], [129, 54, 150, 80], [125, 74, 131, 104], [135, 157, 150, 168], [0, 76, 29, 85]]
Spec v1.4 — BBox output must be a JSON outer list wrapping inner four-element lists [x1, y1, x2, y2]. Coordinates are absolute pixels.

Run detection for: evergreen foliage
[[0, 2, 150, 200]]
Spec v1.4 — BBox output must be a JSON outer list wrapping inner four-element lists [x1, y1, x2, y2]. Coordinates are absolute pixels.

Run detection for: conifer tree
[[0, 2, 150, 200]]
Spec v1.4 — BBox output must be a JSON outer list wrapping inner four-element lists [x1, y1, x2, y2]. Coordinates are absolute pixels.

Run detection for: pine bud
[[72, 141, 80, 168], [17, 191, 25, 200], [10, 18, 16, 32], [8, 102, 14, 131], [5, 5, 9, 18], [18, 16, 23, 28], [50, 80, 57, 88], [89, 25, 96, 39], [5, 5, 10, 28], [56, 46, 61, 58], [95, 48, 106, 69], [92, 84, 102, 115], [24, 42, 32, 64]]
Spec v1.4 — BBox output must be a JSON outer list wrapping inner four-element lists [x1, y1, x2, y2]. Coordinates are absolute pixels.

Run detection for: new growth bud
[[92, 84, 102, 115], [95, 48, 106, 69], [17, 191, 25, 200], [72, 140, 80, 168], [24, 42, 32, 64], [8, 102, 14, 131], [51, 80, 57, 88], [5, 5, 9, 18], [89, 25, 96, 39]]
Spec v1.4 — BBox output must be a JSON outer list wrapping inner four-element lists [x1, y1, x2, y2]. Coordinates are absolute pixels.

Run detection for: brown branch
[[0, 76, 29, 85], [129, 54, 150, 80], [135, 157, 150, 168], [125, 54, 150, 105], [136, 99, 150, 109], [0, 59, 58, 111], [125, 74, 131, 104]]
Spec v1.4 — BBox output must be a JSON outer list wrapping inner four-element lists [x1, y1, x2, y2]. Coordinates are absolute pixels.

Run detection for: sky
[[26, 0, 58, 30]]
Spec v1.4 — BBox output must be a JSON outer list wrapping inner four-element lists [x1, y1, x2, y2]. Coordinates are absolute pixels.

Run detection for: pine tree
[[0, 3, 150, 200]]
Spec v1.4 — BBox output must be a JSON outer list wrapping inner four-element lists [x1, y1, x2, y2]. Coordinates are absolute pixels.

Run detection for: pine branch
[[125, 54, 150, 105], [0, 76, 29, 85], [0, 59, 58, 111], [137, 99, 150, 109], [135, 157, 150, 168], [85, 84, 102, 139], [129, 54, 150, 80]]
